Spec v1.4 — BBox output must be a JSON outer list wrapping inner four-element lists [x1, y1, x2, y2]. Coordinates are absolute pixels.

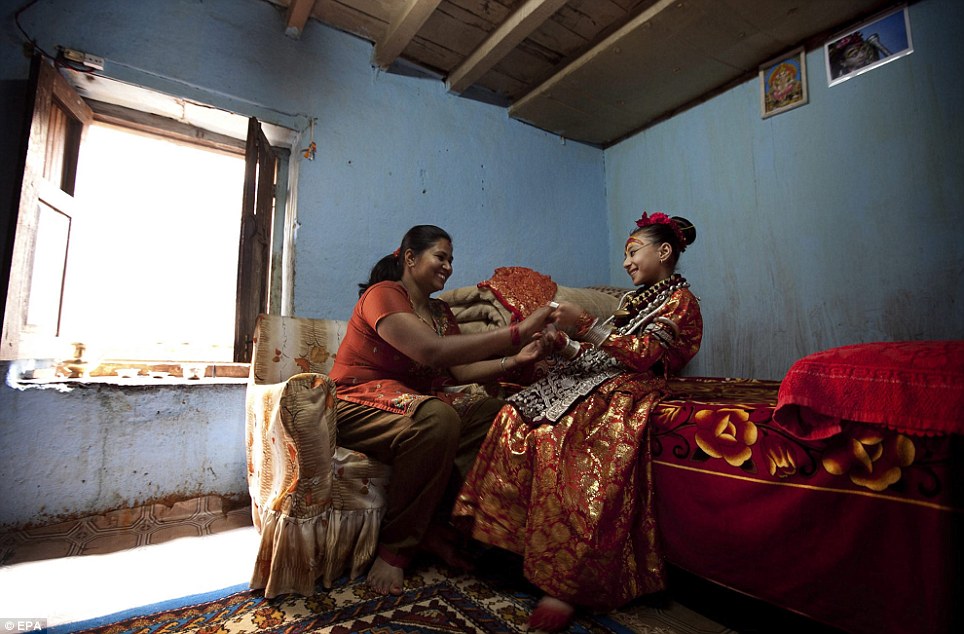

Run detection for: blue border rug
[[47, 561, 733, 633]]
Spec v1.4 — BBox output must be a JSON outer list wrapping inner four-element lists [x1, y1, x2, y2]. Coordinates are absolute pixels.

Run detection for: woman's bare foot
[[366, 556, 404, 595], [528, 595, 575, 632], [420, 521, 475, 572]]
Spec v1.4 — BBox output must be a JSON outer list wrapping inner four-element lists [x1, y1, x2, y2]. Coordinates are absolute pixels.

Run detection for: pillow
[[772, 340, 964, 438], [555, 286, 624, 320]]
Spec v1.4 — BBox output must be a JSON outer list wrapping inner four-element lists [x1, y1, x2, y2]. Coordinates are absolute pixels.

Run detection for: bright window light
[[66, 122, 245, 362]]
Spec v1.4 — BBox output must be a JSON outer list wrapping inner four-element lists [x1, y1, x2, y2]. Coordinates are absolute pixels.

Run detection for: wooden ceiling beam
[[511, 0, 677, 115], [372, 0, 443, 69], [446, 0, 567, 95], [285, 0, 317, 39]]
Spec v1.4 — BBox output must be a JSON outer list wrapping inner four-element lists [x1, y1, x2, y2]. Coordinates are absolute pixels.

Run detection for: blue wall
[[0, 0, 608, 316], [0, 0, 606, 528], [605, 0, 964, 379], [3, 0, 962, 528], [289, 16, 607, 316], [0, 377, 247, 528]]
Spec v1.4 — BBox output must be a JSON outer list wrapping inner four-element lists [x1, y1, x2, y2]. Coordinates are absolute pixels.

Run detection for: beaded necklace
[[509, 273, 689, 424], [611, 273, 689, 333]]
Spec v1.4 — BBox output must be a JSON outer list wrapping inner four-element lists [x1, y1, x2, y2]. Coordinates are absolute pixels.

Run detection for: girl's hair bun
[[671, 216, 696, 246]]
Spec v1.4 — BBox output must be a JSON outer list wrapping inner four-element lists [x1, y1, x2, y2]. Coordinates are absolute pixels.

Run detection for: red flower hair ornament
[[634, 211, 687, 252]]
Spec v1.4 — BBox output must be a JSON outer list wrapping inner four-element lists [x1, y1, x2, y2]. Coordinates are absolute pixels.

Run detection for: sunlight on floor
[[0, 525, 259, 627]]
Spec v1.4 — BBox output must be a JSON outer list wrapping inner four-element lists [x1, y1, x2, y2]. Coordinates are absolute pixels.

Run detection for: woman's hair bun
[[671, 216, 696, 246]]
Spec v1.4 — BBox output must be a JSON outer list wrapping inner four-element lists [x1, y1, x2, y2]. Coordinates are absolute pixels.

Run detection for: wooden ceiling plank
[[446, 0, 567, 94], [446, 0, 513, 24], [511, 0, 677, 114], [313, 1, 391, 41], [419, 2, 497, 62], [285, 0, 318, 38], [373, 0, 444, 69], [553, 0, 632, 40], [405, 36, 528, 97]]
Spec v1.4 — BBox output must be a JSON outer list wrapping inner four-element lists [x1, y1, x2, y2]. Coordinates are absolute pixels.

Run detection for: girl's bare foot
[[528, 595, 574, 632], [366, 555, 404, 595]]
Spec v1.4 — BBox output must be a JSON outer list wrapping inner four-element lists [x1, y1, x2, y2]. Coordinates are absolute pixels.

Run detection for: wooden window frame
[[1, 55, 283, 364]]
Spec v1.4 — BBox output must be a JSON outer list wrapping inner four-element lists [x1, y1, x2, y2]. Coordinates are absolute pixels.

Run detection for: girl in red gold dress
[[453, 214, 703, 632]]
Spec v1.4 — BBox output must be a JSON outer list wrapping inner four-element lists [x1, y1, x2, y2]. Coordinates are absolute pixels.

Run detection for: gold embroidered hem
[[453, 378, 667, 611]]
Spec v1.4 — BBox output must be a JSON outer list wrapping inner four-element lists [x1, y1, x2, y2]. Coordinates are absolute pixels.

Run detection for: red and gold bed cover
[[651, 377, 962, 634]]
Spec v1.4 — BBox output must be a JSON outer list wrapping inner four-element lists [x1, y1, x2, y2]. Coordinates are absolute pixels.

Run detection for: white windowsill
[[15, 375, 249, 387], [9, 361, 250, 388]]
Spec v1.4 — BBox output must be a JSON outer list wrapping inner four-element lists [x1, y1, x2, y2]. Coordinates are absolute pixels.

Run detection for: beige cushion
[[251, 315, 347, 383]]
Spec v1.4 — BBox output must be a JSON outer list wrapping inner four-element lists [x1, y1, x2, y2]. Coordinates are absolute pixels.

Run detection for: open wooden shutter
[[234, 117, 278, 362], [1, 55, 92, 360]]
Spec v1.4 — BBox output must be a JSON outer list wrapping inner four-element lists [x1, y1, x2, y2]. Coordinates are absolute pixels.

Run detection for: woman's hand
[[550, 301, 591, 335], [449, 330, 550, 383], [517, 305, 554, 342]]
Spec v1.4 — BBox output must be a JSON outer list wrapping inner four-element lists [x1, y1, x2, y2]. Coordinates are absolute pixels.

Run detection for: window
[[66, 122, 244, 361], [1, 56, 294, 367]]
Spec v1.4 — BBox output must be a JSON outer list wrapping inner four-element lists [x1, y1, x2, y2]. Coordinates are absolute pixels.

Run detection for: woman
[[329, 224, 552, 597], [452, 213, 702, 632]]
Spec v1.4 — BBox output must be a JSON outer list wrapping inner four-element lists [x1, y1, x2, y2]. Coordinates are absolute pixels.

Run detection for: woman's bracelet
[[509, 322, 521, 346], [500, 356, 508, 373]]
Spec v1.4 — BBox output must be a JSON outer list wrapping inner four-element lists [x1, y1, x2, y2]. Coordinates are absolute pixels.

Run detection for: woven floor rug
[[51, 558, 734, 634]]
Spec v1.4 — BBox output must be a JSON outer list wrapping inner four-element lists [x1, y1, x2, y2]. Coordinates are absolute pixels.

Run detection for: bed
[[651, 371, 961, 634], [439, 270, 963, 634]]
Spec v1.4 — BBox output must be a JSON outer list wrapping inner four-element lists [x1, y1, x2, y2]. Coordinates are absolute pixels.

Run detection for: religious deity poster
[[760, 47, 808, 119]]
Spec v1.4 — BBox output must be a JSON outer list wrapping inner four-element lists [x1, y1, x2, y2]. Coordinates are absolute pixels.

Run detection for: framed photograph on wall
[[760, 47, 808, 119], [825, 4, 913, 86]]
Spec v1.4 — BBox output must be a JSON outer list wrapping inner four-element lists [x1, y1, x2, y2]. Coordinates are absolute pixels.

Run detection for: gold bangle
[[500, 356, 507, 372]]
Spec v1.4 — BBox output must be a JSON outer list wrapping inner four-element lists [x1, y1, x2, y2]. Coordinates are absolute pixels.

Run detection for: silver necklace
[[610, 274, 689, 334]]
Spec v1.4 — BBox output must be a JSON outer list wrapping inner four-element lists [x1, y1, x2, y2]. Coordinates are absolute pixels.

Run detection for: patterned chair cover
[[246, 313, 391, 598]]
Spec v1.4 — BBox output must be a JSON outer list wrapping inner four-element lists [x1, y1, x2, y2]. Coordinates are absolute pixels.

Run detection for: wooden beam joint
[[285, 0, 316, 39], [372, 0, 443, 69]]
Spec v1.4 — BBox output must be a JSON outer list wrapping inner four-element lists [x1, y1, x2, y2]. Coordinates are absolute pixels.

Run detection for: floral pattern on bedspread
[[653, 377, 962, 508]]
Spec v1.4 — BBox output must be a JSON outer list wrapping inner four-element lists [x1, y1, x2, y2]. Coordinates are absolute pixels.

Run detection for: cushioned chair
[[245, 313, 391, 598]]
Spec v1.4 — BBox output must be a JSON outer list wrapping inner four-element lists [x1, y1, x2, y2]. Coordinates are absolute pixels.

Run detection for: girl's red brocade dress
[[452, 278, 702, 611]]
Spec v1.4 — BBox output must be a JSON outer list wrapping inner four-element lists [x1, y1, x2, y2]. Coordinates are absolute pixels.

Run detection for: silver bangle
[[561, 336, 581, 360], [500, 356, 507, 372], [582, 320, 612, 348]]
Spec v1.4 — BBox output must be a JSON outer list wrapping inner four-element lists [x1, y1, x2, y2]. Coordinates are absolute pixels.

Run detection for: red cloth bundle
[[478, 266, 557, 322]]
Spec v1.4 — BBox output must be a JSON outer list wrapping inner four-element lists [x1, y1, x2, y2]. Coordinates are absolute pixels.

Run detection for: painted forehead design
[[624, 236, 647, 251]]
